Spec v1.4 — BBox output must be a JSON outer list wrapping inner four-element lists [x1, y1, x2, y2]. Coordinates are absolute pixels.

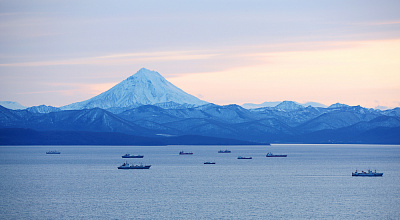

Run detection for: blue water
[[0, 144, 399, 219]]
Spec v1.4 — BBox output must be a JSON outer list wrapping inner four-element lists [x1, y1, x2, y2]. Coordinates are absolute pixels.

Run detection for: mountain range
[[1, 68, 400, 145]]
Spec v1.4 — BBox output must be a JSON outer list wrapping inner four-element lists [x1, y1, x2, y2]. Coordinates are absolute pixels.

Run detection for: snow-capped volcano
[[61, 68, 208, 110]]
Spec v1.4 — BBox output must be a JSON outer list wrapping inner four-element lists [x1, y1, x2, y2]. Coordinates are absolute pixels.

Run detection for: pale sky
[[1, 0, 400, 109]]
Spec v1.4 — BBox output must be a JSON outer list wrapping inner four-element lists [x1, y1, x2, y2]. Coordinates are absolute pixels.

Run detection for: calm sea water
[[0, 144, 399, 219]]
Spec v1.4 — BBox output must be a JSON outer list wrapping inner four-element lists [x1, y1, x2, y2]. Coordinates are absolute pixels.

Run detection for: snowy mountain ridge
[[1, 102, 399, 144], [241, 101, 327, 109], [275, 101, 305, 111]]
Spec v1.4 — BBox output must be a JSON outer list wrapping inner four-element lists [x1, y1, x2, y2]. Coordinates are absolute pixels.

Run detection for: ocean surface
[[0, 144, 399, 219]]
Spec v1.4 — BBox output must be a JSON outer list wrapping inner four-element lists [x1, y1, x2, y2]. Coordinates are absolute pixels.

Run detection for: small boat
[[46, 151, 60, 154], [352, 169, 383, 177], [204, 162, 216, 164], [237, 156, 252, 159], [266, 152, 287, 157], [118, 162, 151, 169], [218, 149, 231, 153], [179, 151, 193, 155], [122, 154, 144, 158]]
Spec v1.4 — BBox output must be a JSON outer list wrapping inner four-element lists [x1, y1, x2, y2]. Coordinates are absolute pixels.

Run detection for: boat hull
[[266, 155, 287, 157], [122, 155, 144, 158], [118, 165, 151, 169], [352, 173, 383, 176]]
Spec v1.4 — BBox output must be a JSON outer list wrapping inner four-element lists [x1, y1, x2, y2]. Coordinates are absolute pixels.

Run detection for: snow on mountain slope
[[275, 101, 305, 111], [0, 101, 27, 110], [26, 105, 61, 113], [61, 68, 208, 110]]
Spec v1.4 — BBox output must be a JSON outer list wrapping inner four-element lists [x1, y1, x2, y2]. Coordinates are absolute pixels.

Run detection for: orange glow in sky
[[169, 39, 400, 108]]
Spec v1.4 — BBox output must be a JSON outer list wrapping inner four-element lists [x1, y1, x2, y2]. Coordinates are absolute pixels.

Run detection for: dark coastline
[[0, 128, 265, 146], [1, 127, 399, 146]]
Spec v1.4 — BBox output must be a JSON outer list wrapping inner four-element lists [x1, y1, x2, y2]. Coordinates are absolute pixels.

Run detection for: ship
[[204, 162, 216, 164], [237, 156, 252, 159], [179, 151, 193, 155], [352, 169, 383, 176], [218, 149, 231, 153], [122, 154, 144, 158], [266, 152, 287, 157], [46, 150, 60, 154], [118, 162, 151, 169]]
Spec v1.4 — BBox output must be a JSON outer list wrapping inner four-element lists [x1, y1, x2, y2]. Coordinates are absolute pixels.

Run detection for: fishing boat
[[118, 162, 151, 169], [352, 169, 383, 176], [179, 151, 193, 155], [46, 150, 60, 154], [121, 154, 144, 158], [218, 149, 231, 153], [204, 162, 216, 164], [237, 156, 252, 159], [266, 152, 287, 157]]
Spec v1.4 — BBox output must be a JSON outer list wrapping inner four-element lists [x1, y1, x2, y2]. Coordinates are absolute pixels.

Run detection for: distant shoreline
[[1, 128, 398, 146], [0, 128, 266, 146]]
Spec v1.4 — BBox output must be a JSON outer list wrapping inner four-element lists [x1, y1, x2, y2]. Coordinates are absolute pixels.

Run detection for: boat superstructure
[[352, 169, 383, 176]]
